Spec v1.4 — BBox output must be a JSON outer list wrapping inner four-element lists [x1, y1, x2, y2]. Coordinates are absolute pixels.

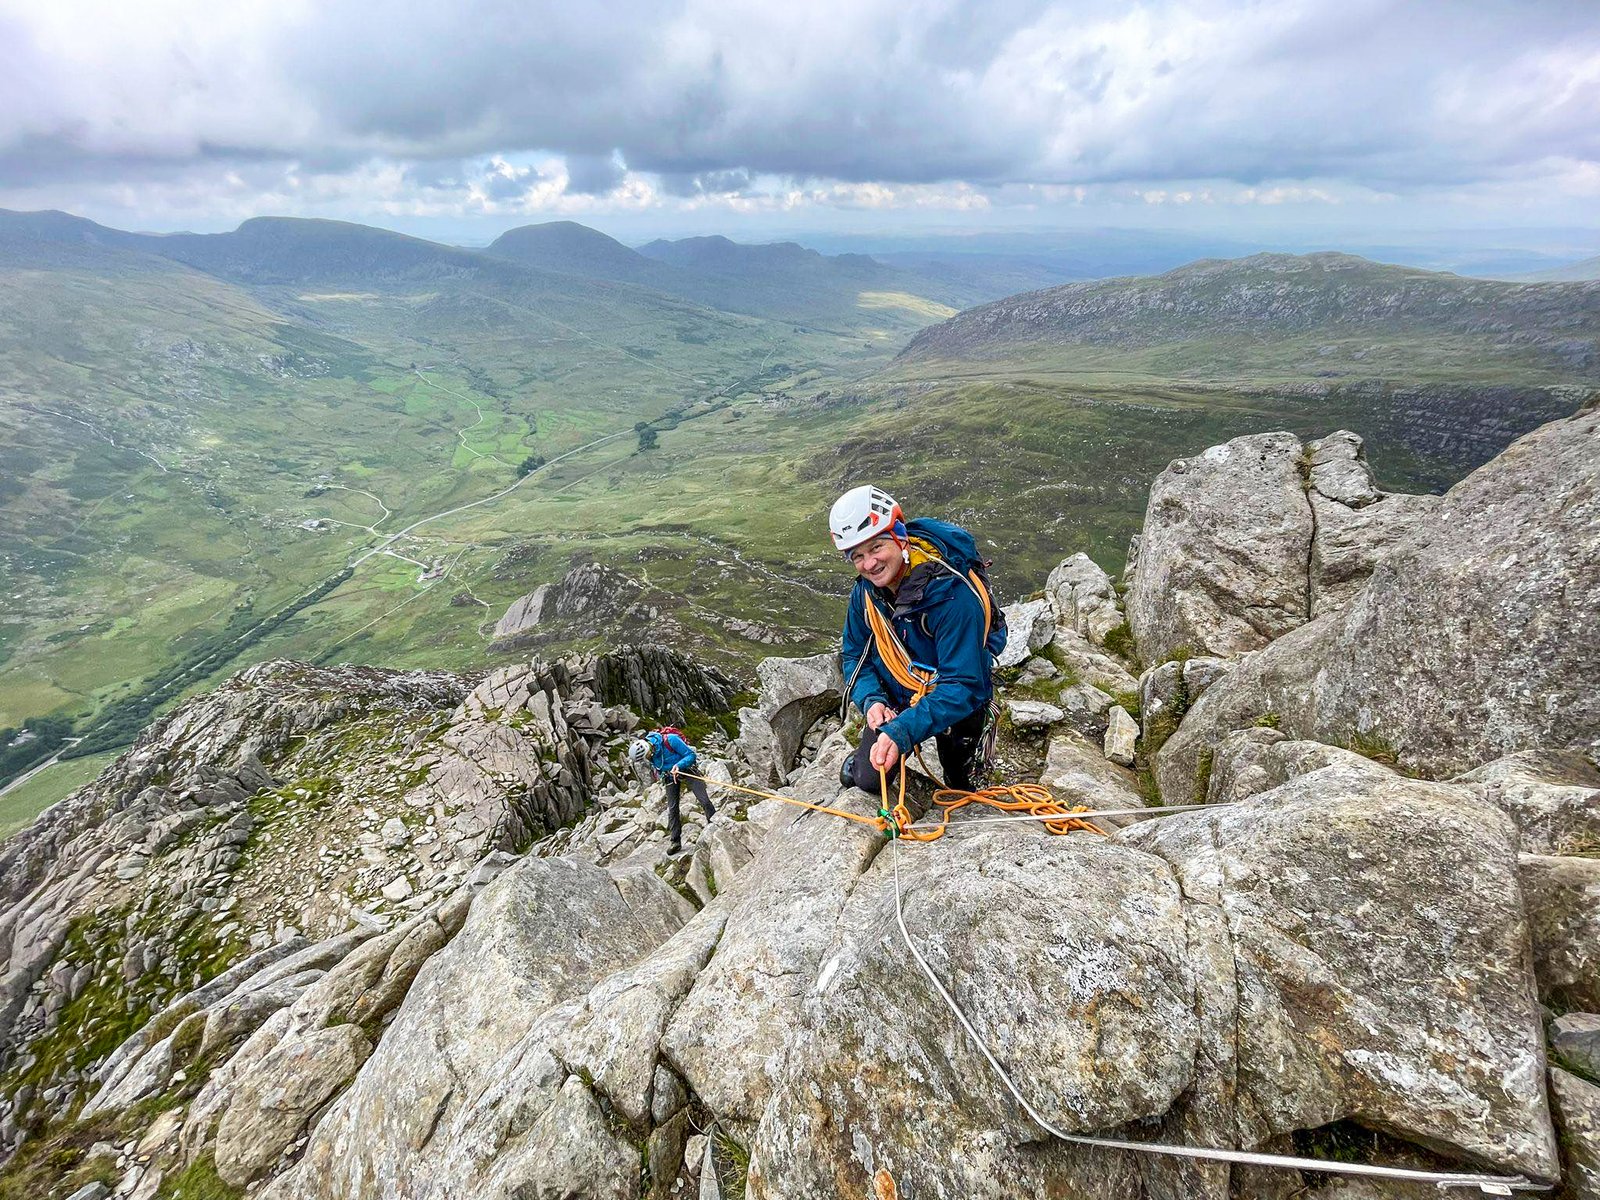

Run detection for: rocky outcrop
[[1126, 432, 1313, 665], [1156, 402, 1600, 799], [734, 653, 841, 786], [1046, 552, 1123, 648], [259, 856, 691, 1199], [1121, 766, 1558, 1180], [1456, 751, 1600, 857], [0, 646, 738, 1161], [1125, 429, 1444, 669]]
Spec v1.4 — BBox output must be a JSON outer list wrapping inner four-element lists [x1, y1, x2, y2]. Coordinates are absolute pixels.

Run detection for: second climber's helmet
[[829, 485, 903, 554], [627, 737, 651, 763]]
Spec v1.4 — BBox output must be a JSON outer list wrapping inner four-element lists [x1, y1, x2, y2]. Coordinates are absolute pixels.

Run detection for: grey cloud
[[0, 0, 1596, 201], [563, 153, 626, 196], [656, 168, 755, 198]]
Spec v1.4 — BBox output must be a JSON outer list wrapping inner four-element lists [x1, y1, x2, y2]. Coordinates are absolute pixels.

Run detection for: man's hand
[[868, 732, 901, 773], [865, 702, 899, 730]]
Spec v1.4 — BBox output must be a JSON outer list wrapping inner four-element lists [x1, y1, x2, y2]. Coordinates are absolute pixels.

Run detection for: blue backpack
[[904, 517, 1008, 660]]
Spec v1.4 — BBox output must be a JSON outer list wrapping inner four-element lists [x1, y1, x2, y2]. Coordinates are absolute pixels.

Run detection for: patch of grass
[[1101, 621, 1139, 667], [1346, 728, 1400, 765], [712, 1127, 751, 1200], [0, 749, 118, 842], [1109, 690, 1142, 722], [1253, 711, 1282, 730]]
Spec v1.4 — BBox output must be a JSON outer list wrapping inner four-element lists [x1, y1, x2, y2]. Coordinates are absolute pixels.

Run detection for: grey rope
[[886, 835, 1548, 1195]]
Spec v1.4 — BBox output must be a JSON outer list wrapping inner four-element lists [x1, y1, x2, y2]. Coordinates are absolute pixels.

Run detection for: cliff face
[[2, 407, 1597, 1200]]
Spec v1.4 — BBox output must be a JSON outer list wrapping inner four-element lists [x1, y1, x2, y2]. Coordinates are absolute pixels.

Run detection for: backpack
[[903, 517, 1008, 659]]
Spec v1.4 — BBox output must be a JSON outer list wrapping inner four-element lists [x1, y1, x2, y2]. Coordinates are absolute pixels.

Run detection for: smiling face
[[848, 533, 907, 591]]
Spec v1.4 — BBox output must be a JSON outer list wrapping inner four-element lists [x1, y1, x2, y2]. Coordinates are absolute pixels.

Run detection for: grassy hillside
[[0, 213, 936, 768]]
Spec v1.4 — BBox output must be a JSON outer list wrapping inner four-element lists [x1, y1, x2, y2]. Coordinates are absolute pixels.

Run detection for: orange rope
[[876, 761, 1104, 842]]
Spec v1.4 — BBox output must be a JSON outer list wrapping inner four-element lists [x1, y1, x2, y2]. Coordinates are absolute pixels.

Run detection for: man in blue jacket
[[629, 729, 715, 855], [829, 485, 1007, 794]]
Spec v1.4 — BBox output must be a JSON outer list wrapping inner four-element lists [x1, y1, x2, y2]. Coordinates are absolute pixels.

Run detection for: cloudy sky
[[2, 0, 1597, 246]]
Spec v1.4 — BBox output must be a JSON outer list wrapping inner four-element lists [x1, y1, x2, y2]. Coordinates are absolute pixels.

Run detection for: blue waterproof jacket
[[646, 731, 697, 777], [841, 518, 1007, 753]]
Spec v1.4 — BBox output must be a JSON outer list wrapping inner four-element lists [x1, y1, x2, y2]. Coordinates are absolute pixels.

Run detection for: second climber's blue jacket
[[647, 731, 697, 777], [841, 517, 1007, 753]]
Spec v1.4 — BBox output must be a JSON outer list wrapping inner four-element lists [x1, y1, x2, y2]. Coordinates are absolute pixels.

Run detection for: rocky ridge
[[1, 404, 1597, 1199]]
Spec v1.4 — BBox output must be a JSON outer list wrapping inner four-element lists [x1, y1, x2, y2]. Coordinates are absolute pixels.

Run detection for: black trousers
[[665, 774, 714, 846], [846, 708, 988, 794]]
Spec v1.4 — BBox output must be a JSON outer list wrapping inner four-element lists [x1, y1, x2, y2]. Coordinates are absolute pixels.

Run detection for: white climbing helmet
[[828, 485, 903, 554], [627, 737, 651, 763]]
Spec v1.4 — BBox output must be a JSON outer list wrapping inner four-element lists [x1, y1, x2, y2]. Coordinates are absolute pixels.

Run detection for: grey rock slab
[[263, 854, 689, 1199], [1309, 488, 1439, 617], [1204, 730, 1397, 806], [475, 1075, 640, 1200], [1552, 1014, 1600, 1082], [1156, 402, 1600, 799], [1039, 731, 1144, 827], [1550, 1067, 1600, 1199], [661, 738, 881, 1133], [1120, 767, 1558, 1178], [213, 1023, 372, 1187], [551, 905, 727, 1128], [1457, 751, 1600, 857], [1126, 431, 1313, 665], [1520, 854, 1600, 1012], [749, 832, 1188, 1198], [996, 597, 1056, 668]]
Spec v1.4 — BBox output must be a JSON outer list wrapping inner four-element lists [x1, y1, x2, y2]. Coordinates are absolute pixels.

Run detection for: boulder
[[1550, 1068, 1600, 1200], [996, 598, 1055, 669], [491, 585, 548, 641], [737, 653, 842, 786], [1552, 1014, 1600, 1082], [1126, 432, 1313, 665], [1045, 553, 1124, 648], [1519, 854, 1600, 1012], [1155, 403, 1600, 798], [1104, 705, 1137, 767], [1456, 751, 1600, 857], [1057, 682, 1115, 740], [1121, 768, 1558, 1179], [1006, 699, 1064, 730], [748, 833, 1190, 1198], [1304, 431, 1441, 617]]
